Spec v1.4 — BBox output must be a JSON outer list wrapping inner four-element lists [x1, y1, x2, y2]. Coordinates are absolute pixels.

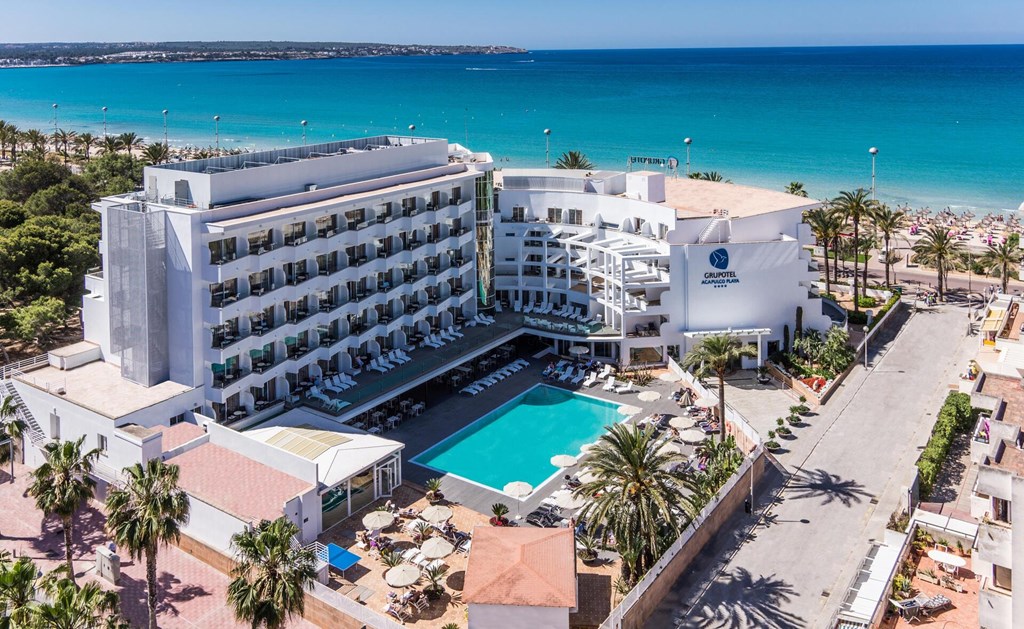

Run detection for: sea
[[1, 45, 1022, 212]]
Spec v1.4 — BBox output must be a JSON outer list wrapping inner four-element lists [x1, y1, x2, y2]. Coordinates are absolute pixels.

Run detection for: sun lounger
[[616, 382, 633, 394], [478, 377, 498, 386], [571, 370, 587, 385], [582, 372, 598, 387], [439, 330, 456, 342], [479, 312, 495, 324], [489, 371, 506, 381], [461, 385, 482, 396], [598, 364, 612, 378], [523, 301, 535, 313], [559, 367, 576, 382], [602, 376, 617, 391], [447, 325, 464, 338]]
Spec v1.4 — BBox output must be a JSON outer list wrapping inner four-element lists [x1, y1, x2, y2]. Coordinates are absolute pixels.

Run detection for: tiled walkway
[[0, 462, 315, 628]]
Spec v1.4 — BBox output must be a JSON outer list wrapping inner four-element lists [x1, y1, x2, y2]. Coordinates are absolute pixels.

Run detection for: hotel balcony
[[212, 368, 250, 389]]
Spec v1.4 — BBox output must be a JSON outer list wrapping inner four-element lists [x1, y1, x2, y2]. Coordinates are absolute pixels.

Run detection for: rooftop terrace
[[663, 177, 818, 219], [978, 373, 1024, 429]]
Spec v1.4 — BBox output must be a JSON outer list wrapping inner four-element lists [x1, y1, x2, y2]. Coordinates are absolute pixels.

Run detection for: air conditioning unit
[[304, 183, 318, 192]]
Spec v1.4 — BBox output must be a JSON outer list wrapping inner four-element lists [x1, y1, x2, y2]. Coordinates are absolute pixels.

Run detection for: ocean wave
[[465, 67, 498, 71], [513, 60, 535, 63]]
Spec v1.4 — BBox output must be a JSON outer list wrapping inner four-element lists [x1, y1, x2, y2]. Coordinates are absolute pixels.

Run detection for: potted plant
[[765, 431, 781, 451], [423, 563, 449, 600], [786, 413, 802, 426], [380, 548, 404, 568], [577, 534, 600, 562], [917, 567, 939, 584], [413, 520, 432, 543], [425, 477, 445, 503], [775, 418, 792, 437], [490, 502, 510, 526], [756, 366, 771, 385]]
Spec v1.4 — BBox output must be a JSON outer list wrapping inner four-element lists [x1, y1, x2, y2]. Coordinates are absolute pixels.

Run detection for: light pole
[[51, 103, 58, 152], [301, 120, 307, 145], [544, 128, 551, 168], [869, 147, 879, 200], [408, 124, 416, 138], [101, 106, 108, 137], [162, 109, 169, 147], [684, 137, 692, 176], [213, 115, 220, 153], [863, 325, 870, 368]]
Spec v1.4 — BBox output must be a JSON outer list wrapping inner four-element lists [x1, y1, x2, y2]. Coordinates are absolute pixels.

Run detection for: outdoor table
[[327, 544, 361, 579], [927, 549, 966, 575]]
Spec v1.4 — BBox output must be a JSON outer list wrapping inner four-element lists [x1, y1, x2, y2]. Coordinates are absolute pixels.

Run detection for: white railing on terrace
[[0, 354, 49, 381]]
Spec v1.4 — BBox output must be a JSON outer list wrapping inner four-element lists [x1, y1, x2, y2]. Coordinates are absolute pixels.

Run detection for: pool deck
[[392, 362, 690, 518]]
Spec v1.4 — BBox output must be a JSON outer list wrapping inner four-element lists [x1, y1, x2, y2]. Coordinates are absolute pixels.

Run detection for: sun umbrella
[[420, 505, 453, 525], [361, 510, 395, 530], [551, 490, 586, 510], [678, 427, 708, 444], [617, 404, 642, 416], [679, 389, 694, 406], [658, 372, 681, 383], [569, 345, 590, 357], [384, 564, 421, 588], [550, 454, 578, 468], [503, 481, 534, 520], [580, 442, 599, 454], [668, 416, 692, 429], [577, 469, 599, 484], [657, 441, 681, 456], [638, 390, 662, 402], [420, 537, 454, 560]]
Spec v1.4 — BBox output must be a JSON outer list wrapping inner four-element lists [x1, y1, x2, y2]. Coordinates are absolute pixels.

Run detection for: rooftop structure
[[662, 176, 817, 219]]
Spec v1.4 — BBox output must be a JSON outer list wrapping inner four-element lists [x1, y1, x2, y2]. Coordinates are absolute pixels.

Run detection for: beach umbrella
[[658, 372, 681, 382], [679, 389, 694, 406], [551, 490, 586, 510], [420, 505, 453, 525], [420, 537, 454, 560], [617, 404, 642, 416], [580, 442, 599, 454], [668, 416, 692, 429], [678, 427, 708, 444], [361, 510, 395, 531], [503, 481, 533, 520], [657, 441, 681, 456], [550, 454, 578, 468], [638, 390, 662, 402], [569, 345, 590, 357], [577, 469, 599, 484], [384, 564, 421, 588]]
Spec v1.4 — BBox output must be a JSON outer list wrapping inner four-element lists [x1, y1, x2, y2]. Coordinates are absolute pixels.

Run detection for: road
[[645, 301, 975, 628], [819, 252, 1022, 297]]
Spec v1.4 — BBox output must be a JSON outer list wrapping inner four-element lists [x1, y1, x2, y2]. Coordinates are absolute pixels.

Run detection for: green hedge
[[869, 293, 902, 331], [916, 392, 974, 499]]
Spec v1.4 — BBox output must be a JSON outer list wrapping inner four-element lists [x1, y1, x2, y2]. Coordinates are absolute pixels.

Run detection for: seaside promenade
[[645, 300, 974, 628]]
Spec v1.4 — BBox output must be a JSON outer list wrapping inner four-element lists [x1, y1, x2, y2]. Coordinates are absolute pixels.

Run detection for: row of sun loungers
[[460, 358, 530, 395], [516, 300, 598, 325], [305, 386, 352, 412], [368, 349, 413, 373], [419, 326, 466, 349], [602, 376, 635, 394], [464, 313, 496, 327]]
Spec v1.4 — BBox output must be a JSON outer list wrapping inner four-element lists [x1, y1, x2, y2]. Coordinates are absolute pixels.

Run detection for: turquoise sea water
[[412, 384, 621, 492], [1, 46, 1022, 211]]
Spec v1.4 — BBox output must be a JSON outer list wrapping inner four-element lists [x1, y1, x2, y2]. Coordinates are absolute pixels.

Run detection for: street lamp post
[[213, 115, 221, 153], [863, 325, 870, 368], [684, 137, 692, 176], [301, 120, 307, 145], [51, 103, 58, 152], [544, 128, 551, 168], [869, 147, 879, 200], [101, 106, 108, 137], [162, 109, 169, 147]]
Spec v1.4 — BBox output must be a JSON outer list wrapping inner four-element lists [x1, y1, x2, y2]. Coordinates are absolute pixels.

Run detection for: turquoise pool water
[[411, 385, 622, 493]]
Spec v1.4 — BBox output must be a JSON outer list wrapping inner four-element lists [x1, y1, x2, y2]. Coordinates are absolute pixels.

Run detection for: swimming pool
[[411, 384, 623, 494]]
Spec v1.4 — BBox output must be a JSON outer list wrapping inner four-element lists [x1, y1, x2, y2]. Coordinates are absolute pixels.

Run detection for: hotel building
[[3, 136, 832, 547]]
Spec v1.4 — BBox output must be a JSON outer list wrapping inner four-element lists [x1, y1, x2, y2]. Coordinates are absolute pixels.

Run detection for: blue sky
[[2, 1, 1022, 49]]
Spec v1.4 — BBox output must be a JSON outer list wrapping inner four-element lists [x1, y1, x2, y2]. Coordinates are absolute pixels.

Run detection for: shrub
[[887, 509, 910, 532], [857, 295, 878, 308], [916, 392, 974, 498]]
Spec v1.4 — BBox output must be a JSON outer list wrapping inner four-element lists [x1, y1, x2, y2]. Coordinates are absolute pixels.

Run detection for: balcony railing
[[211, 293, 243, 308], [212, 369, 249, 389]]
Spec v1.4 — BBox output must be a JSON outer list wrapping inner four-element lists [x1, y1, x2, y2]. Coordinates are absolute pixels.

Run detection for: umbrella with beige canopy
[[551, 489, 586, 510], [677, 427, 708, 444], [361, 510, 395, 531], [420, 505, 453, 525], [420, 537, 455, 560], [638, 390, 662, 402], [617, 404, 642, 417], [384, 564, 421, 588], [503, 481, 533, 520], [550, 454, 579, 468]]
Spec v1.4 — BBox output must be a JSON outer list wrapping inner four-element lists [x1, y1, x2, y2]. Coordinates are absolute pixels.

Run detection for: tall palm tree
[[691, 436, 744, 504], [0, 394, 26, 479], [75, 132, 97, 161], [0, 120, 12, 161], [29, 576, 125, 629], [0, 554, 41, 626], [572, 423, 696, 583], [688, 171, 731, 183], [785, 181, 808, 197], [53, 129, 77, 165], [227, 517, 317, 629], [803, 205, 843, 297], [5, 124, 22, 161], [117, 132, 143, 155], [682, 334, 758, 443], [22, 129, 49, 155], [106, 459, 190, 629], [141, 142, 170, 165], [911, 225, 964, 300], [554, 150, 595, 170], [871, 203, 907, 288], [28, 437, 101, 583], [979, 240, 1024, 294], [831, 189, 876, 311], [100, 135, 123, 155]]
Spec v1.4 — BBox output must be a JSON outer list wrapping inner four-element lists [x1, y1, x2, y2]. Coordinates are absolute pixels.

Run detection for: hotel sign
[[628, 156, 669, 167], [702, 248, 740, 288]]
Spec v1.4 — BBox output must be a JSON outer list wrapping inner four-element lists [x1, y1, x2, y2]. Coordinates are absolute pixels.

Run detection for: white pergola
[[683, 327, 772, 365]]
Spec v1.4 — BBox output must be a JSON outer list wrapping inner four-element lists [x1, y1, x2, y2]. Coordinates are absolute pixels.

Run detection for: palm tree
[[572, 424, 697, 583], [0, 555, 40, 626], [5, 124, 21, 162], [27, 437, 102, 583], [690, 436, 744, 505], [141, 142, 170, 165], [106, 459, 190, 629], [28, 577, 125, 629], [227, 517, 317, 629], [0, 394, 26, 479], [117, 132, 143, 155], [803, 206, 843, 297], [911, 225, 964, 300], [100, 135, 123, 155], [871, 203, 907, 288], [22, 129, 49, 155], [554, 150, 595, 170], [682, 334, 758, 443], [75, 132, 97, 161], [688, 171, 731, 183], [831, 189, 876, 311], [979, 240, 1023, 294], [0, 120, 12, 161], [53, 129, 77, 165], [785, 181, 808, 197]]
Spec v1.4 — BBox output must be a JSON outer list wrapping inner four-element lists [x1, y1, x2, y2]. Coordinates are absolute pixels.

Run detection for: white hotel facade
[[3, 135, 833, 546]]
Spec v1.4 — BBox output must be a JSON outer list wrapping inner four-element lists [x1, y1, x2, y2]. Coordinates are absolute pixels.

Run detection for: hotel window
[[511, 206, 526, 223], [993, 497, 1011, 523], [346, 208, 366, 229], [169, 413, 185, 426], [247, 229, 273, 253], [97, 434, 107, 453], [284, 222, 306, 246], [993, 565, 1012, 590], [547, 207, 561, 223], [450, 187, 461, 204], [568, 209, 583, 225]]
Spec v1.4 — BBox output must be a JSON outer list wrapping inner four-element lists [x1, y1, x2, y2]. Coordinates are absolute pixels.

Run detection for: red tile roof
[[168, 442, 312, 524], [463, 526, 577, 608], [154, 422, 206, 452]]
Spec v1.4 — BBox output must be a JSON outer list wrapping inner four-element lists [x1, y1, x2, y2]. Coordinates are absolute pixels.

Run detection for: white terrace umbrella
[[617, 404, 642, 416], [577, 469, 599, 484], [580, 442, 600, 454], [420, 537, 454, 560], [503, 481, 534, 520], [569, 345, 590, 358], [658, 372, 681, 383], [361, 510, 395, 531], [668, 416, 692, 430], [420, 505, 453, 525], [552, 490, 586, 510], [678, 427, 709, 444], [384, 564, 421, 588], [638, 390, 662, 402], [657, 441, 681, 456], [550, 454, 578, 468]]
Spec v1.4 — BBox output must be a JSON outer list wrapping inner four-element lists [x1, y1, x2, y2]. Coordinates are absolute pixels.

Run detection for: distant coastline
[[0, 40, 527, 68]]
